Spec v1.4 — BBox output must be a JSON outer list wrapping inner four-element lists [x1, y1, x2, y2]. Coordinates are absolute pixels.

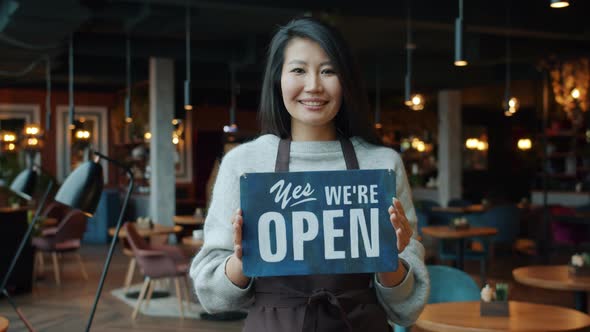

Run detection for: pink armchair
[[123, 222, 190, 319]]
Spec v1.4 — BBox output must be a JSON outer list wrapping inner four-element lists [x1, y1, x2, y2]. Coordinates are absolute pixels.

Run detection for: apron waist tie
[[255, 288, 375, 332]]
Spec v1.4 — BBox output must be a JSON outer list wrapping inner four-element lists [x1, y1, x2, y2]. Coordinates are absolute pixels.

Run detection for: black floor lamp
[[53, 151, 133, 332], [1, 166, 54, 332]]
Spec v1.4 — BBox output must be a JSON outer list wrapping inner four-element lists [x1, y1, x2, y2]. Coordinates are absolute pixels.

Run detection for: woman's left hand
[[388, 197, 413, 253]]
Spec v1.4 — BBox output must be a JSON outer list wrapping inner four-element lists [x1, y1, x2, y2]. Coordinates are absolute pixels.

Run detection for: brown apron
[[242, 137, 390, 332]]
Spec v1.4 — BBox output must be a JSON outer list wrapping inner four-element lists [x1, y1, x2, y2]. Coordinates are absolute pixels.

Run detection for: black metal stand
[[0, 180, 53, 332], [84, 152, 134, 332]]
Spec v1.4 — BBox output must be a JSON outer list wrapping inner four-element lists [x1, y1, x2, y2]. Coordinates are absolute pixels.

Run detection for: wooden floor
[[0, 243, 585, 331], [0, 245, 244, 332]]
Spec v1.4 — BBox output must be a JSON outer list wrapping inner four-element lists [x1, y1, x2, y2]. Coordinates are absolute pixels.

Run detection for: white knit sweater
[[190, 134, 429, 327]]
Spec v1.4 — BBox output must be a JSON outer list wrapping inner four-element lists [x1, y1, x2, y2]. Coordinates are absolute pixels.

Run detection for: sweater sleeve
[[373, 151, 430, 326], [189, 150, 255, 312]]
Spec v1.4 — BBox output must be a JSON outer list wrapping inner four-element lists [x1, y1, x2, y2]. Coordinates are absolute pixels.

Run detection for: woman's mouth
[[299, 100, 328, 110]]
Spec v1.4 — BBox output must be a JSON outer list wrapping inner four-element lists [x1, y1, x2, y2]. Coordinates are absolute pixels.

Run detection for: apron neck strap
[[275, 136, 359, 172]]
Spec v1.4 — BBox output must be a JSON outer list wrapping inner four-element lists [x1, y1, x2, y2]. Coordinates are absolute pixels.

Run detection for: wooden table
[[0, 316, 8, 332], [513, 265, 590, 312], [421, 226, 498, 270], [431, 204, 487, 214], [182, 236, 204, 250], [173, 215, 205, 226], [108, 225, 183, 238], [416, 301, 590, 332]]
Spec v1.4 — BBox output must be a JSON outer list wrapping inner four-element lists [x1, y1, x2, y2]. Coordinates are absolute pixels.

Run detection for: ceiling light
[[550, 0, 570, 8], [454, 0, 467, 67], [125, 37, 133, 123], [184, 4, 192, 112]]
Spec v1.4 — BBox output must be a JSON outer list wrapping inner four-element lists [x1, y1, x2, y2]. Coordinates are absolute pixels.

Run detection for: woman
[[190, 17, 429, 331]]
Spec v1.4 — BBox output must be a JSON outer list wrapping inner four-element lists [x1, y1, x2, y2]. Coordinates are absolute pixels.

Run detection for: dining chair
[[123, 222, 190, 320], [32, 209, 89, 286], [394, 265, 480, 332]]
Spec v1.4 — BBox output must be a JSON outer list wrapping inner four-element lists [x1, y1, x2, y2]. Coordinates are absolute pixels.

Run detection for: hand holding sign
[[389, 198, 413, 253], [226, 208, 251, 288]]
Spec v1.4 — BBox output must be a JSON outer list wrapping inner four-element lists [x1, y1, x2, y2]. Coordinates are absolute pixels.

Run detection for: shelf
[[540, 131, 586, 139], [537, 173, 578, 179]]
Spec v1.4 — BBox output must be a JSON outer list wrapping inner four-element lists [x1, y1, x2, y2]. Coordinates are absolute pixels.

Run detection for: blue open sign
[[240, 169, 397, 277]]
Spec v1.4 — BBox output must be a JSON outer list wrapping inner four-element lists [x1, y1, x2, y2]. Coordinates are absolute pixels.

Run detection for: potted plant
[[569, 253, 590, 276], [480, 283, 509, 316], [449, 217, 469, 230]]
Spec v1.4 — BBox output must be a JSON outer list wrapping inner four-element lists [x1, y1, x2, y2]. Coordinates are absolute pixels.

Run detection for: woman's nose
[[304, 73, 323, 93]]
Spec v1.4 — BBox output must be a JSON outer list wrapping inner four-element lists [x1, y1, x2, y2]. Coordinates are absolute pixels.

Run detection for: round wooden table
[[173, 215, 205, 226], [421, 226, 498, 270], [431, 204, 487, 214], [108, 224, 183, 238], [513, 265, 590, 312], [182, 236, 204, 251], [416, 301, 590, 332], [0, 316, 8, 332]]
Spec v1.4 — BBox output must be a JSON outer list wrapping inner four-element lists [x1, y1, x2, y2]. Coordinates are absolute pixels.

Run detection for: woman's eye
[[290, 68, 305, 74], [321, 68, 336, 75]]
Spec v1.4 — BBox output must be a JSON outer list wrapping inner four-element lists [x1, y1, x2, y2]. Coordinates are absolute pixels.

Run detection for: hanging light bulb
[[550, 0, 570, 8], [503, 96, 520, 116], [68, 36, 75, 130], [503, 5, 518, 118], [408, 94, 425, 111], [45, 56, 52, 131], [184, 3, 193, 111], [454, 0, 468, 66], [571, 88, 581, 99], [125, 36, 133, 123]]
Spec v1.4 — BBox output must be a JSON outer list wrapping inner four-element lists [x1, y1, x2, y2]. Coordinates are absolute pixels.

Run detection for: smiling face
[[280, 37, 342, 141]]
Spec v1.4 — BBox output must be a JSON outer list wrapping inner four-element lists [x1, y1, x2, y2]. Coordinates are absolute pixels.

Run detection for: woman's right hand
[[225, 208, 250, 288]]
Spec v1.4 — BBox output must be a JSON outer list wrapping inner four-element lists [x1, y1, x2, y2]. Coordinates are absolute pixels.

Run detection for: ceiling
[[0, 0, 589, 106]]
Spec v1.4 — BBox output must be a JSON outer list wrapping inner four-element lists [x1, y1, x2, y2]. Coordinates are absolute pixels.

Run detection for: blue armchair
[[393, 265, 480, 332]]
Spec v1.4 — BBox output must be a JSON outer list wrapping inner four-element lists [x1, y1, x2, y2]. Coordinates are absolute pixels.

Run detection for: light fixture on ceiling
[[550, 0, 570, 8], [68, 36, 75, 130], [224, 62, 239, 132], [184, 3, 193, 111], [45, 56, 51, 131], [403, 0, 424, 111], [125, 36, 133, 123], [454, 0, 468, 66], [503, 3, 519, 117], [375, 63, 381, 129]]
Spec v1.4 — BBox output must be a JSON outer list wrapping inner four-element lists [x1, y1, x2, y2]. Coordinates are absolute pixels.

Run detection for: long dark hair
[[258, 17, 379, 144]]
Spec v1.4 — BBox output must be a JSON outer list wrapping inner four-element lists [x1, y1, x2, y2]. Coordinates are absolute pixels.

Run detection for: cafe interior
[[1, 0, 590, 331]]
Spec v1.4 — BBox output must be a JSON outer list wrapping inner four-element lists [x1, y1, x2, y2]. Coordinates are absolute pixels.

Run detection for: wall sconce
[[75, 129, 91, 140], [1, 131, 17, 153], [517, 138, 532, 150], [465, 137, 488, 151], [143, 132, 151, 142], [23, 124, 44, 152]]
